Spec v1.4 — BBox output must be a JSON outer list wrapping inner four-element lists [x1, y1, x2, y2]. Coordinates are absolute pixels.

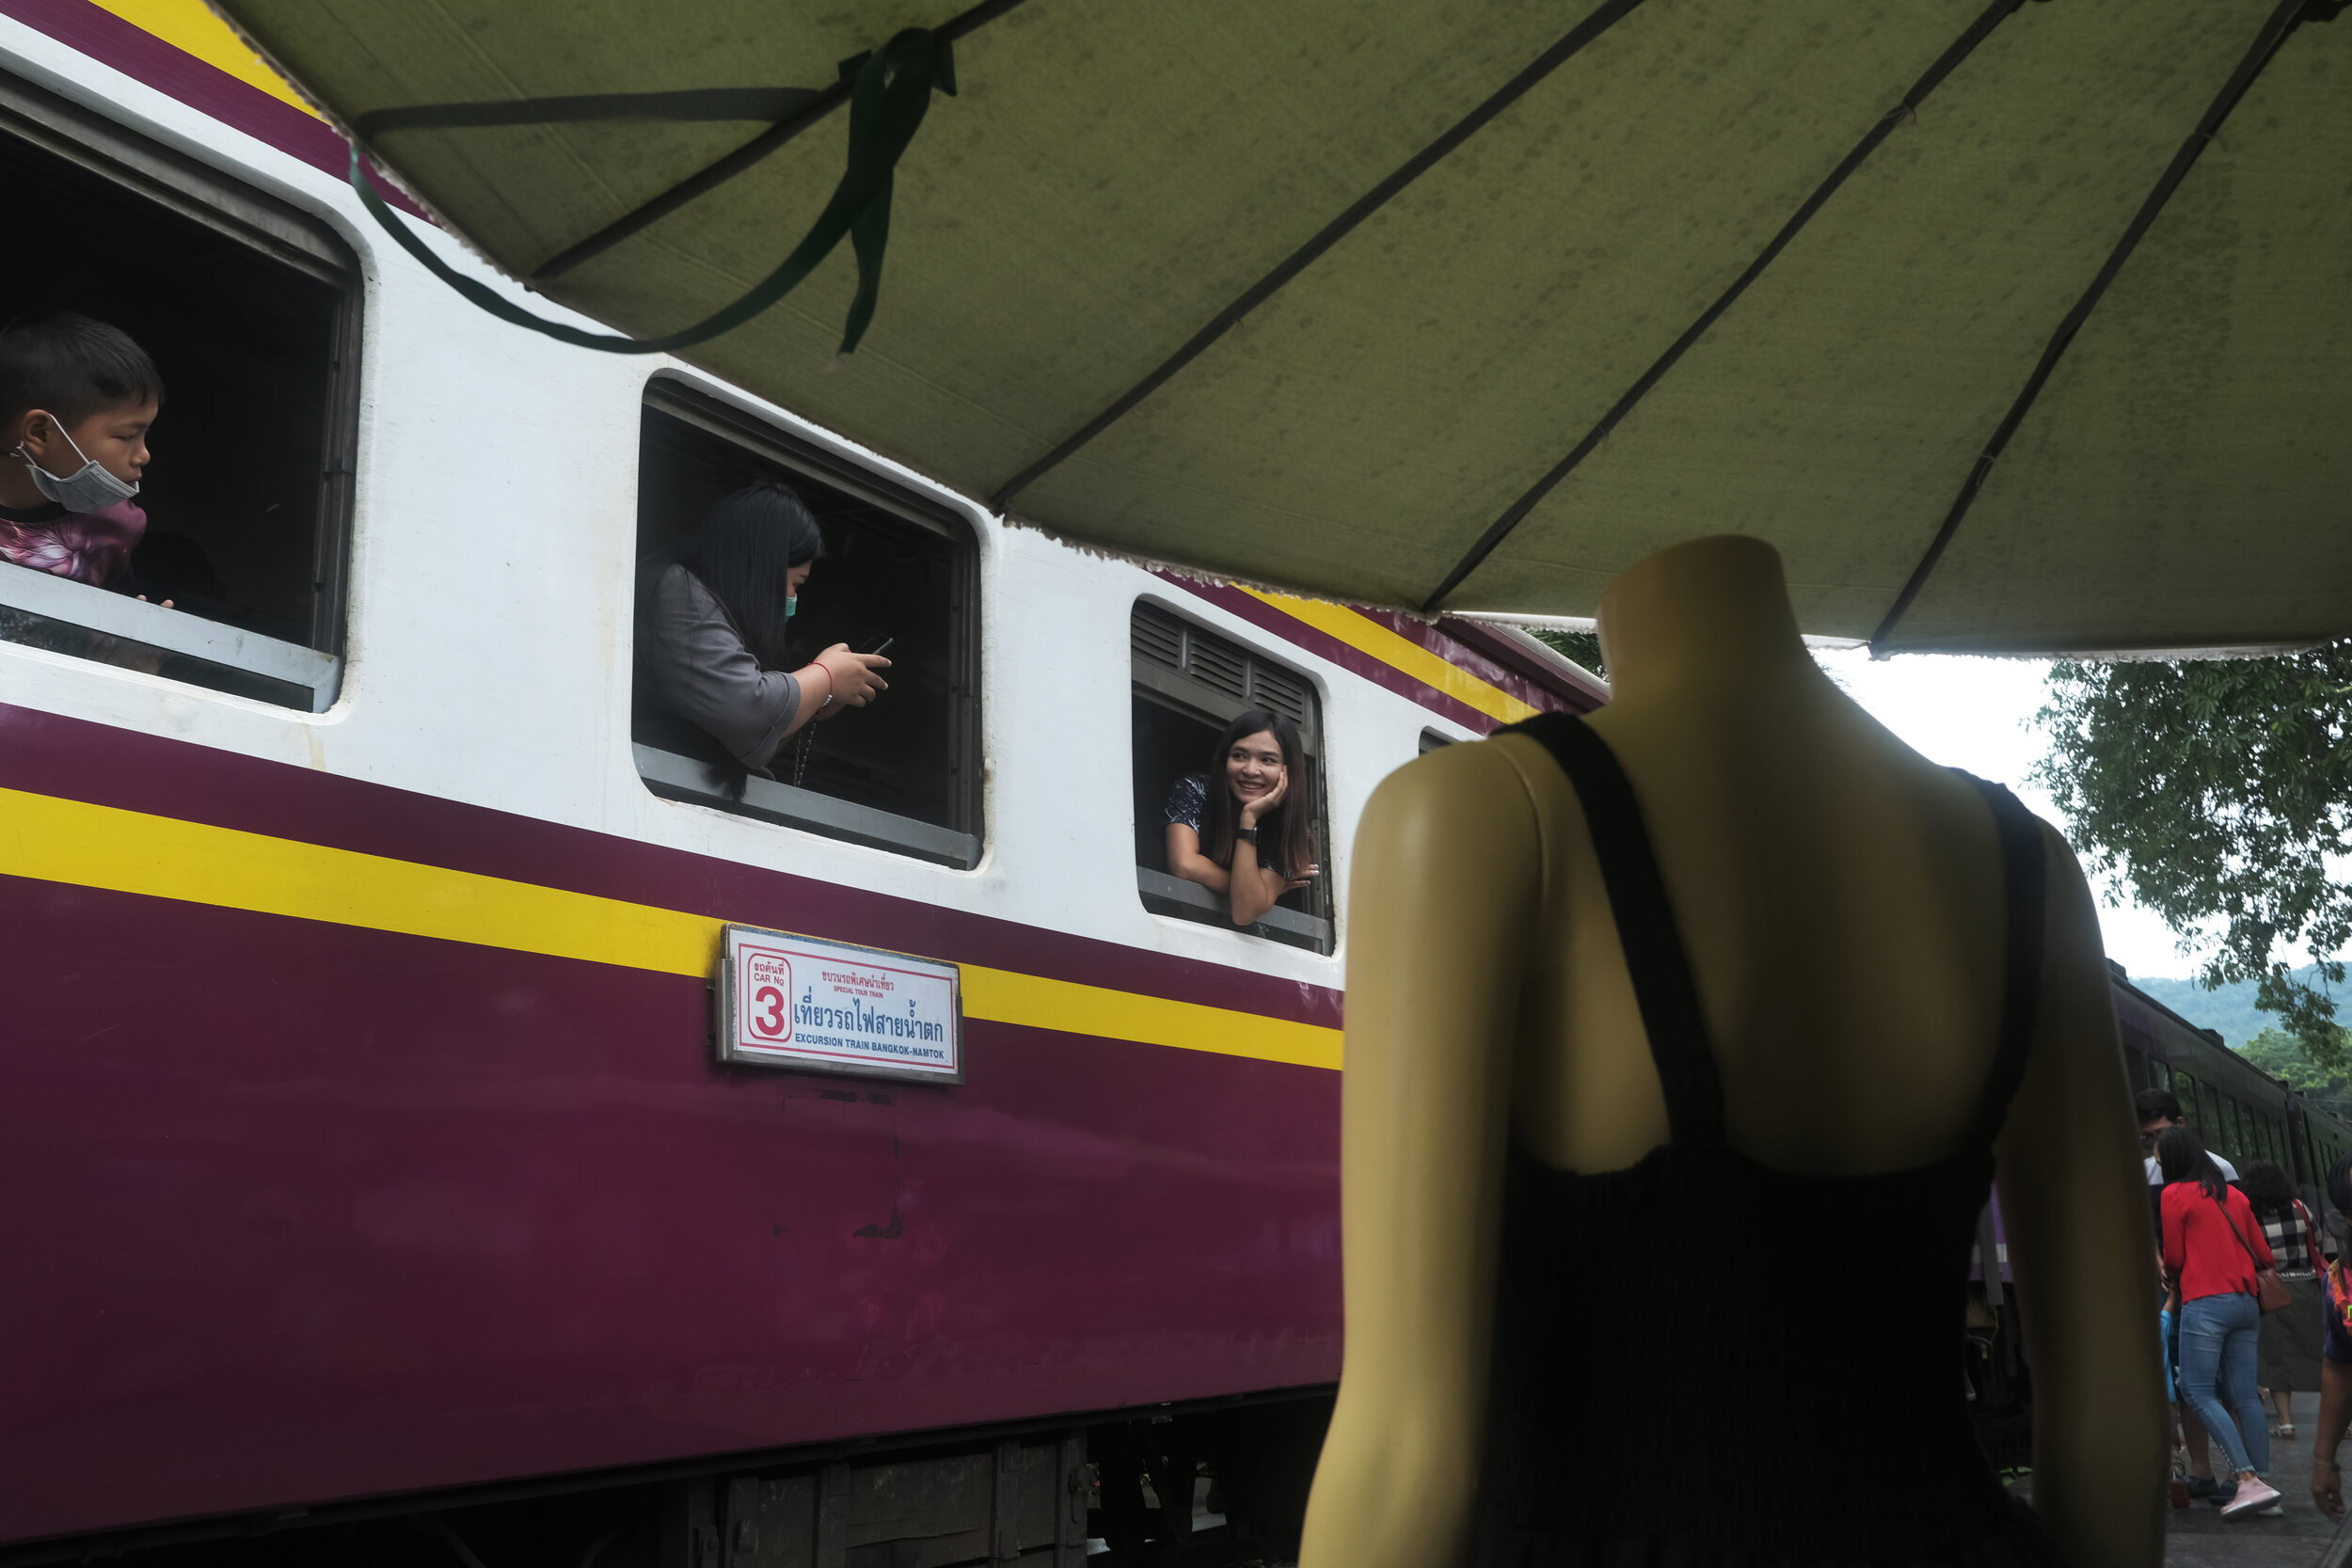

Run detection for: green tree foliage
[[1530, 626, 1605, 679], [2240, 1027, 2352, 1121], [2033, 644, 2352, 1064]]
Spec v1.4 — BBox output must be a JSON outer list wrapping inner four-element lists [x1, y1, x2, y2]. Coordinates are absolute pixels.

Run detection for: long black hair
[[2156, 1125, 2229, 1206], [678, 482, 824, 669], [1199, 710, 1314, 879]]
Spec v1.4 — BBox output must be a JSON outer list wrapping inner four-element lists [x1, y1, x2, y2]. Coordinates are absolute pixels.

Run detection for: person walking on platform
[[2139, 1091, 2242, 1493], [2159, 1125, 2281, 1518], [2243, 1159, 2323, 1440], [2308, 1155, 2352, 1521]]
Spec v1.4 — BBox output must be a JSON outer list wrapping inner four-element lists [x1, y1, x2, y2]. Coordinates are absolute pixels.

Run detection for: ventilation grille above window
[[1133, 602, 1317, 742], [1130, 607, 1184, 670]]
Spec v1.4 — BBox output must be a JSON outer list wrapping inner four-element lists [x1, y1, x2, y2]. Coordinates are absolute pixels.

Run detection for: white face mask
[[14, 423, 139, 513]]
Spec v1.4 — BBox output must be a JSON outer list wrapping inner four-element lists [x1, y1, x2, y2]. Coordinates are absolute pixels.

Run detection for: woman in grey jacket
[[635, 482, 891, 789]]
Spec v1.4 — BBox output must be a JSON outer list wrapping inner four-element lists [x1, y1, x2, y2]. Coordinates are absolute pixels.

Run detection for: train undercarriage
[[3, 1392, 1336, 1568]]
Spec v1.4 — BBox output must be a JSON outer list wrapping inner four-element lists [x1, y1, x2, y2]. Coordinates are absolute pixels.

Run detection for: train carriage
[[0, 7, 1603, 1561]]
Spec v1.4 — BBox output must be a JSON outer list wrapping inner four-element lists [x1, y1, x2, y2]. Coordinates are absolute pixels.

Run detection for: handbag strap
[[2213, 1191, 2272, 1275]]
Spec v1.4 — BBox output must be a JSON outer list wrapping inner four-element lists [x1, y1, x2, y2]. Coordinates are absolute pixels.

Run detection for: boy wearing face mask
[[0, 311, 161, 594]]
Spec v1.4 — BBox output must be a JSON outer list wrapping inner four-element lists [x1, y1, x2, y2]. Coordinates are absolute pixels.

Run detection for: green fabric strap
[[344, 28, 953, 356]]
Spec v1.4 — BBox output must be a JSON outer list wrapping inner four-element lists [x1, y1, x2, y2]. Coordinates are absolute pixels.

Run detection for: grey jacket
[[641, 564, 802, 769]]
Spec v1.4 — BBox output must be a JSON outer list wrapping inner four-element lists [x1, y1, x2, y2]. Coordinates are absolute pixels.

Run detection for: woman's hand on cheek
[[1238, 768, 1285, 827]]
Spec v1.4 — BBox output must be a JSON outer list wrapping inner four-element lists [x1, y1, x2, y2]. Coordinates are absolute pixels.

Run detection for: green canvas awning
[[212, 0, 2351, 653]]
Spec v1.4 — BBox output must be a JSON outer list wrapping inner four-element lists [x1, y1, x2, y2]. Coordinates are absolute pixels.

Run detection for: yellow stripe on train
[[0, 786, 1343, 1071], [90, 0, 323, 119], [1235, 588, 1540, 726]]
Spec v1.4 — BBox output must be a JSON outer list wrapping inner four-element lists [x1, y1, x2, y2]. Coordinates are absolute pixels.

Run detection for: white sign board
[[716, 924, 962, 1084]]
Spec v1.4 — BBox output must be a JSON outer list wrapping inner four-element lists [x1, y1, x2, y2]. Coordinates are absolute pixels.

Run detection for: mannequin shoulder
[[1356, 732, 1565, 854]]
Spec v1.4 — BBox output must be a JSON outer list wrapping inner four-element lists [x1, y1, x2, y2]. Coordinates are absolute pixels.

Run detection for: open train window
[[0, 72, 358, 712], [1130, 599, 1331, 954], [629, 380, 980, 868]]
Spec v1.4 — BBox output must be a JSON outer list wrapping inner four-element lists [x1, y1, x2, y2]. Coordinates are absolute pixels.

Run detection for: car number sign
[[716, 924, 962, 1084]]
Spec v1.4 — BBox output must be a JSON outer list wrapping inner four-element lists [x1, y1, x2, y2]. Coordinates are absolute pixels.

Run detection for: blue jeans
[[2180, 1291, 2268, 1476]]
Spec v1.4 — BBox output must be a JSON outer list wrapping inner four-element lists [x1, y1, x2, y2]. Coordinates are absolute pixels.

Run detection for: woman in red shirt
[[2160, 1125, 2280, 1517]]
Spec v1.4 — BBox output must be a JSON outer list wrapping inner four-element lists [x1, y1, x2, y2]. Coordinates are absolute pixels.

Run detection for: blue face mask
[[785, 594, 797, 619], [15, 424, 138, 513]]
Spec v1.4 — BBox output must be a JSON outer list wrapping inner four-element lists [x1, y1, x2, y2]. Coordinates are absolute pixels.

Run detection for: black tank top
[[1472, 714, 2065, 1567]]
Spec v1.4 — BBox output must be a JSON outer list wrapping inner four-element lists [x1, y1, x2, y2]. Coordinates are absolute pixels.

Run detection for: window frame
[[629, 375, 984, 870], [1129, 597, 1333, 955], [0, 67, 361, 711]]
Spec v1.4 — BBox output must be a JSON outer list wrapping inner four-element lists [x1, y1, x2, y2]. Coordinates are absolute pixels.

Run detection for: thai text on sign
[[717, 924, 962, 1083]]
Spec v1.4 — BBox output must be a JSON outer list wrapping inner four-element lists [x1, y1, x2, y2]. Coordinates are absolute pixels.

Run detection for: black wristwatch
[[1234, 827, 1259, 845]]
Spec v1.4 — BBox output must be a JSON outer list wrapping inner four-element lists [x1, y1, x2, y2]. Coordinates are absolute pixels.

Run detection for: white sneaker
[[2222, 1478, 2281, 1520]]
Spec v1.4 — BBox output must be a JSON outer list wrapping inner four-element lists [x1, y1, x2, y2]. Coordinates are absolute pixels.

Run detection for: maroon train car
[[0, 12, 1607, 1557]]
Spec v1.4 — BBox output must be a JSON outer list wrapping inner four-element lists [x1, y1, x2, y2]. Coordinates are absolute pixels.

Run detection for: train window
[[630, 380, 980, 869], [1130, 600, 1332, 955], [2122, 1044, 2148, 1092], [0, 71, 358, 712]]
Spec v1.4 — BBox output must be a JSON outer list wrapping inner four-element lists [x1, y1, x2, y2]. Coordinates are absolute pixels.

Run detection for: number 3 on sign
[[736, 948, 793, 1044]]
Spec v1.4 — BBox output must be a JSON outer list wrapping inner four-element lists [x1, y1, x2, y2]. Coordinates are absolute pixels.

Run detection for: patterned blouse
[[2260, 1197, 2322, 1280], [1162, 772, 1291, 877], [2325, 1258, 2352, 1366]]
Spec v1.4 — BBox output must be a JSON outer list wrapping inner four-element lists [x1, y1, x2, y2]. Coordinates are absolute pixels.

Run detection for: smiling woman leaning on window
[[1162, 709, 1320, 927]]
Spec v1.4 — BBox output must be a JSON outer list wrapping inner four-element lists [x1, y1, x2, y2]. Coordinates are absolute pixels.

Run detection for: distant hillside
[[2127, 965, 2330, 1051]]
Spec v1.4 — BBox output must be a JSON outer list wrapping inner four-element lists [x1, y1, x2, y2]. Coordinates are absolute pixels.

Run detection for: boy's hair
[[2135, 1088, 2184, 1126], [0, 311, 164, 431]]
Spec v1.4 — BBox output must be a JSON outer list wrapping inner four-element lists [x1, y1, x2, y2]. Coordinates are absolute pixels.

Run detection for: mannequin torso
[[1299, 537, 2161, 1568], [1504, 557, 2008, 1175]]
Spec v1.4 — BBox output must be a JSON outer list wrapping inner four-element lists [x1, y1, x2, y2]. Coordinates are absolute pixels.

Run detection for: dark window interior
[[1131, 695, 1218, 874], [633, 388, 977, 838], [0, 92, 356, 655], [1131, 600, 1329, 948]]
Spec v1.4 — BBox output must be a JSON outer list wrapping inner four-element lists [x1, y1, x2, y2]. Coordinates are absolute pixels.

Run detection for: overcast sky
[[1809, 647, 2196, 982]]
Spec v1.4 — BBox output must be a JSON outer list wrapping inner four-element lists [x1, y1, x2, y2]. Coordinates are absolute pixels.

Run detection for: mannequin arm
[[1298, 743, 1541, 1568], [1992, 823, 2165, 1568]]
